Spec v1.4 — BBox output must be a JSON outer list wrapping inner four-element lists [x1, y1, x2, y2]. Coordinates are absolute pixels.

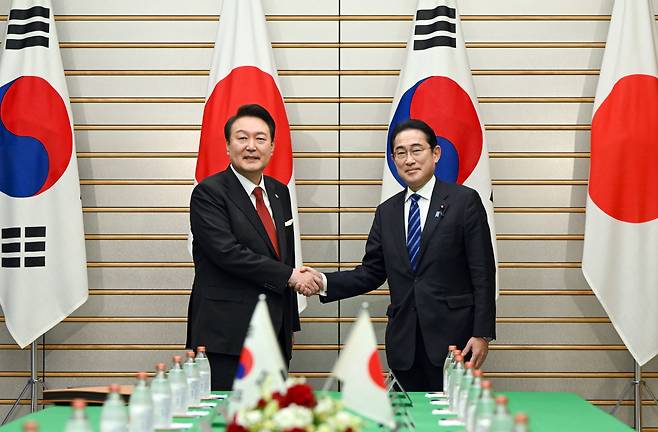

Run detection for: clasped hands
[[288, 266, 323, 297]]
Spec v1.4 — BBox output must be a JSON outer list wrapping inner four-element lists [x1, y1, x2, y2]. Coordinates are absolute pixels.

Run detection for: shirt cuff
[[319, 273, 328, 296]]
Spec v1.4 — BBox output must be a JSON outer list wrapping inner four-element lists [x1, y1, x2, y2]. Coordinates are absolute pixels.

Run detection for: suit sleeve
[[464, 189, 496, 338], [190, 182, 293, 295], [322, 205, 388, 302]]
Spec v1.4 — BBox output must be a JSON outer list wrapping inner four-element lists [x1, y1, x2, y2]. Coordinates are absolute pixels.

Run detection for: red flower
[[286, 383, 316, 408], [272, 391, 290, 408], [257, 398, 267, 409], [283, 429, 306, 432], [226, 423, 248, 432]]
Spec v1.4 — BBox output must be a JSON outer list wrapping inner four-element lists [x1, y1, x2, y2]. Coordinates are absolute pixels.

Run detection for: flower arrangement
[[227, 379, 363, 432]]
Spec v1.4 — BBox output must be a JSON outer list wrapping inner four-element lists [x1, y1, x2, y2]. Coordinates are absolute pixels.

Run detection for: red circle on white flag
[[368, 350, 386, 389], [590, 74, 658, 223], [196, 66, 293, 184]]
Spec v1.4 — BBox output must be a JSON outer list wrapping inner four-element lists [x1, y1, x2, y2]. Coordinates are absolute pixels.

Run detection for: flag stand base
[[1, 338, 46, 425], [384, 371, 415, 430], [610, 361, 658, 431]]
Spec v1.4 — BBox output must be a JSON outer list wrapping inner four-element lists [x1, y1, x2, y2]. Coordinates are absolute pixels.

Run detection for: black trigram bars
[[5, 6, 50, 50], [1, 226, 46, 268], [413, 4, 457, 50]]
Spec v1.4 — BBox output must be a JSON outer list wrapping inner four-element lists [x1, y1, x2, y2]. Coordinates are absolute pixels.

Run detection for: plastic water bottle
[[457, 361, 474, 419], [151, 363, 173, 428], [100, 384, 128, 432], [513, 413, 529, 432], [465, 369, 484, 432], [445, 349, 461, 398], [168, 355, 188, 416], [183, 350, 201, 406], [474, 380, 496, 432], [23, 420, 39, 432], [128, 372, 154, 432], [448, 354, 465, 412], [196, 346, 212, 398], [491, 395, 514, 432], [64, 399, 92, 432], [442, 345, 457, 391]]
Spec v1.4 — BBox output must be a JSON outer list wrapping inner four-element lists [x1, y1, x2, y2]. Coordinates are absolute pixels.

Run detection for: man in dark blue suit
[[303, 118, 496, 391], [186, 104, 320, 390]]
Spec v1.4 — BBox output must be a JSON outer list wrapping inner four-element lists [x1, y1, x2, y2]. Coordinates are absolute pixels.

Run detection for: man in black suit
[[303, 118, 496, 391], [186, 104, 320, 390]]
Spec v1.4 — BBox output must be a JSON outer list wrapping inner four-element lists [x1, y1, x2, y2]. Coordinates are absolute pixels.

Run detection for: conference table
[[0, 391, 634, 431]]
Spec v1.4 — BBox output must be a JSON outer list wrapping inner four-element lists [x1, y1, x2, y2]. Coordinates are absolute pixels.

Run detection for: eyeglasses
[[392, 146, 431, 161]]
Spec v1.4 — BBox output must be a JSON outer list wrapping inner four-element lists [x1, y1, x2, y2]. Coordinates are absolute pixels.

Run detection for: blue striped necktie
[[407, 193, 422, 272]]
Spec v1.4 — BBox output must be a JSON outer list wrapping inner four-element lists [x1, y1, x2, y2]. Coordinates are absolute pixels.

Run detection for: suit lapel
[[391, 191, 412, 273], [419, 180, 450, 259], [265, 178, 287, 261], [224, 168, 278, 257]]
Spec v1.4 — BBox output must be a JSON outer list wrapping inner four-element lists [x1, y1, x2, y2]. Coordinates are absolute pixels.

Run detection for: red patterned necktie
[[252, 186, 279, 257]]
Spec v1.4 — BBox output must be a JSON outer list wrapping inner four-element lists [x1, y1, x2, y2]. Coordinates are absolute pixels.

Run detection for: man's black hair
[[224, 104, 276, 141], [389, 118, 438, 152]]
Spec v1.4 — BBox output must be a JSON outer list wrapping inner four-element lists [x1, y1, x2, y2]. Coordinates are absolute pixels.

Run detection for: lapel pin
[[436, 204, 446, 218], [274, 193, 279, 198]]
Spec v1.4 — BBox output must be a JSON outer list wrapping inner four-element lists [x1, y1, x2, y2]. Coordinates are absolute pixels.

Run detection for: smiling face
[[227, 115, 274, 184], [392, 128, 441, 191]]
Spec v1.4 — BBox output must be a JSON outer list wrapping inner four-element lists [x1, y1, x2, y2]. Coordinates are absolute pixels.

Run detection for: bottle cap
[[72, 398, 86, 409], [465, 361, 473, 369], [197, 346, 206, 353], [514, 413, 529, 424], [448, 345, 457, 351], [495, 395, 508, 405], [173, 355, 182, 363], [109, 383, 120, 393], [22, 421, 38, 432], [156, 363, 166, 371], [473, 369, 483, 377], [136, 371, 148, 380], [481, 380, 492, 389], [186, 350, 196, 358]]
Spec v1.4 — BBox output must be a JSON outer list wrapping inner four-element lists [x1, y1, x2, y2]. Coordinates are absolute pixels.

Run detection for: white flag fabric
[[332, 307, 395, 428], [583, 0, 658, 366], [228, 295, 287, 417], [382, 0, 498, 294], [193, 0, 306, 312], [0, 0, 87, 348]]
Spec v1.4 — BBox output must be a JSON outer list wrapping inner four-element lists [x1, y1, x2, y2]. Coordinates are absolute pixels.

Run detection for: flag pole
[[634, 361, 641, 431], [1, 339, 44, 424]]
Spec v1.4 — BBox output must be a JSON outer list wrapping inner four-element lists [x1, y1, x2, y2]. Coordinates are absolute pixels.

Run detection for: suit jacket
[[322, 179, 495, 370], [186, 167, 300, 360]]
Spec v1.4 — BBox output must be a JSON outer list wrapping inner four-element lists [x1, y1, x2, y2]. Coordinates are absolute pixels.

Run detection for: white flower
[[272, 404, 313, 429], [314, 397, 338, 418], [235, 409, 263, 428]]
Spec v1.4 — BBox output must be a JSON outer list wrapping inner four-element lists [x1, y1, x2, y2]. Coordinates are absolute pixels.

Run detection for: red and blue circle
[[0, 76, 72, 198], [236, 347, 254, 379], [196, 66, 293, 184], [590, 74, 658, 223], [387, 76, 482, 186]]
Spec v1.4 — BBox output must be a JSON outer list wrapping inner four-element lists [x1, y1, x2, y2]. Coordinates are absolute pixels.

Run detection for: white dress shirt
[[403, 175, 435, 237], [230, 164, 274, 219]]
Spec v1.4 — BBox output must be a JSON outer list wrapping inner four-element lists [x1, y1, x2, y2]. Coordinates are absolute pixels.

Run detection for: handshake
[[288, 266, 324, 297]]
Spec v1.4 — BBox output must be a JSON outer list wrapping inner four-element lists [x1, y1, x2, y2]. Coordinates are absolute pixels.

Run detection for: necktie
[[407, 193, 422, 272], [252, 187, 279, 257]]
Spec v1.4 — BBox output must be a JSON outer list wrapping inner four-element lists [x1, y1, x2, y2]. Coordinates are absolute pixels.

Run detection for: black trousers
[[390, 322, 444, 392], [206, 325, 292, 391]]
